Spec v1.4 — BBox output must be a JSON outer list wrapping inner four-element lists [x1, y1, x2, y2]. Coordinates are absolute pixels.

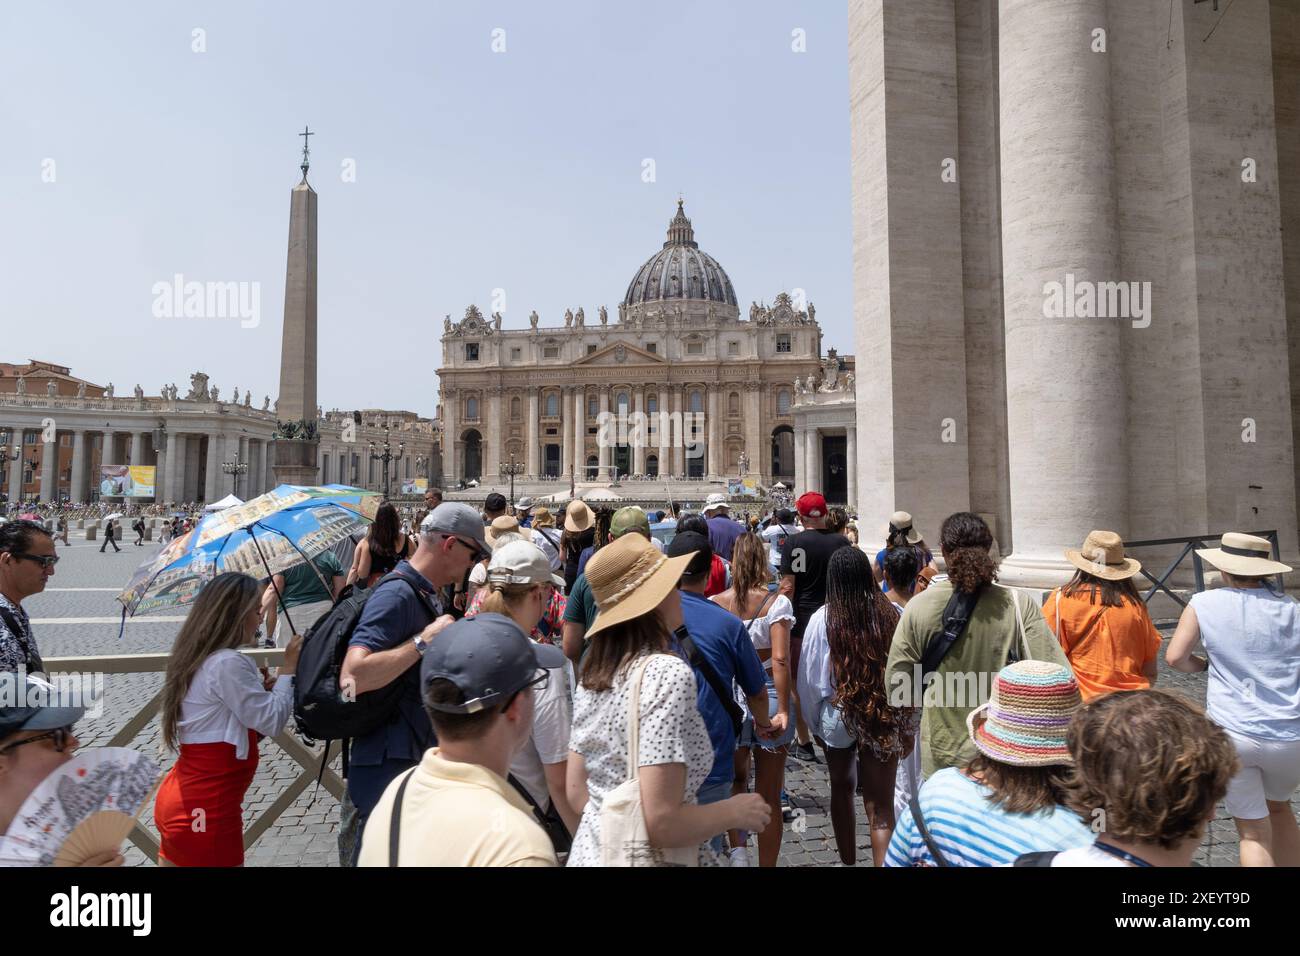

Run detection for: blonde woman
[[471, 540, 579, 842], [154, 572, 303, 866]]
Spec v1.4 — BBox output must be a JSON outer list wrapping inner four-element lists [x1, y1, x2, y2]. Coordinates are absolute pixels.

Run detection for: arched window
[[466, 396, 479, 420], [510, 396, 521, 420], [777, 390, 790, 415], [617, 392, 629, 412], [647, 394, 658, 414], [690, 391, 703, 413], [646, 454, 659, 477], [729, 391, 740, 416], [586, 455, 599, 478], [587, 396, 598, 417], [545, 393, 558, 417]]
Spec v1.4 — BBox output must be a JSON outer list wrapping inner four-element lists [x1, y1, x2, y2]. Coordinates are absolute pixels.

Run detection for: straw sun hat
[[583, 533, 697, 639], [1196, 532, 1292, 577], [564, 500, 595, 534], [1064, 530, 1141, 581], [966, 661, 1082, 767], [885, 511, 923, 545]]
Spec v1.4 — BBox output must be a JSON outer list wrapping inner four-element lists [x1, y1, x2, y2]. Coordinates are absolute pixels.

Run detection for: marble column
[[238, 436, 250, 498], [596, 391, 611, 481], [6, 432, 24, 502], [560, 388, 573, 479], [69, 431, 87, 503], [204, 433, 222, 503], [657, 385, 670, 480], [997, 0, 1127, 586], [805, 428, 821, 493], [846, 427, 858, 520], [184, 435, 201, 502], [633, 388, 647, 476], [573, 389, 586, 479], [526, 389, 540, 478], [707, 388, 720, 478], [744, 385, 763, 479], [671, 387, 684, 477], [162, 431, 181, 504], [39, 433, 57, 502], [794, 427, 806, 495], [130, 432, 145, 469], [442, 393, 457, 486]]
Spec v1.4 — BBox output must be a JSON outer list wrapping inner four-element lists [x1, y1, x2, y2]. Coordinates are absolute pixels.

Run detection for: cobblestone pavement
[[31, 540, 1298, 867]]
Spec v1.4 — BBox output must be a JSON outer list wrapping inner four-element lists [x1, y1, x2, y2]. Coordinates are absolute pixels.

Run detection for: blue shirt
[[347, 561, 442, 766], [577, 545, 595, 576], [706, 515, 744, 564], [885, 768, 1094, 867], [676, 590, 767, 789]]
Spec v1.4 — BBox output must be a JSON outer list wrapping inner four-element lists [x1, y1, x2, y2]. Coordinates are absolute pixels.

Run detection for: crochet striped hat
[[966, 660, 1081, 767]]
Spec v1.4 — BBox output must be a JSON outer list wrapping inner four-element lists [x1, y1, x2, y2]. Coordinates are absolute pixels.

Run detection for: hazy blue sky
[[1, 0, 852, 416]]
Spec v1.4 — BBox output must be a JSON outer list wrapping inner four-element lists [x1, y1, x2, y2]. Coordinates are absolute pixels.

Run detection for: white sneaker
[[729, 847, 751, 867]]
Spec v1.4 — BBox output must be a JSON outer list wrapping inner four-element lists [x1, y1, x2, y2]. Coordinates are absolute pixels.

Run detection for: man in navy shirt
[[667, 531, 769, 824], [341, 503, 490, 851], [703, 493, 743, 564]]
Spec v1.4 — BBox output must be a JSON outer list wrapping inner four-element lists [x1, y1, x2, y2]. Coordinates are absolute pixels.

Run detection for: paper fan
[[0, 748, 160, 867]]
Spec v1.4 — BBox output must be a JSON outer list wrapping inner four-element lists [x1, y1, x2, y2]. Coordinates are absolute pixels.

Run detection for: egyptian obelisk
[[272, 127, 321, 486]]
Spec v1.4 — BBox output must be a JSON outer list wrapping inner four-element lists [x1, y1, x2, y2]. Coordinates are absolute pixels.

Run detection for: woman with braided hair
[[797, 546, 915, 866]]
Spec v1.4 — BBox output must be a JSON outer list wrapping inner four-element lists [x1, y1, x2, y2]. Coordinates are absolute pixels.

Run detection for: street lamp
[[369, 425, 405, 498], [0, 445, 19, 508], [222, 458, 248, 497], [499, 453, 525, 509]]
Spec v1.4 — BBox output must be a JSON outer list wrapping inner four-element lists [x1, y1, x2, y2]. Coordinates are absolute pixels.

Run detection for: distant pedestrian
[[1166, 533, 1300, 867], [345, 503, 414, 589], [702, 493, 742, 564], [872, 511, 937, 594], [132, 516, 145, 546], [99, 518, 120, 553]]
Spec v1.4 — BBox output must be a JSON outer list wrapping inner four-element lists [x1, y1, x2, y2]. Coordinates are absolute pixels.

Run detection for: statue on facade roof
[[575, 307, 585, 327], [529, 310, 538, 330], [15, 376, 25, 395], [105, 382, 115, 398], [76, 381, 86, 399], [231, 386, 240, 405], [244, 391, 251, 406], [444, 315, 452, 334], [599, 305, 607, 326], [263, 395, 270, 410], [492, 312, 502, 331], [46, 379, 57, 397], [564, 309, 573, 328], [210, 385, 219, 402], [134, 384, 144, 400], [807, 302, 816, 324]]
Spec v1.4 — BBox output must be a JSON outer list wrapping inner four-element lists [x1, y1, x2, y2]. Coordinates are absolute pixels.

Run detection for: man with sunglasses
[[0, 674, 122, 866], [340, 502, 491, 860], [358, 613, 560, 866], [0, 519, 58, 674]]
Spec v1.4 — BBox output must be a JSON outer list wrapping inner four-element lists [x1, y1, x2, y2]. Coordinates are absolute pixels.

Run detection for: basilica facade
[[436, 202, 833, 489]]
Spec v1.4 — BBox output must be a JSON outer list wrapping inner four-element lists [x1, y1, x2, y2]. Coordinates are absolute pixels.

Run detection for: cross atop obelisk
[[299, 125, 313, 182]]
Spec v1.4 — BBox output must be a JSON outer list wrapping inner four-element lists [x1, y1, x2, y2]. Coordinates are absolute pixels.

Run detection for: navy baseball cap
[[0, 674, 86, 740], [420, 613, 566, 714], [668, 530, 712, 577]]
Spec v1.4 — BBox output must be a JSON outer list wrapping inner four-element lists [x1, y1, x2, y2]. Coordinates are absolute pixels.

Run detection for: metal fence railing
[[1123, 529, 1281, 610]]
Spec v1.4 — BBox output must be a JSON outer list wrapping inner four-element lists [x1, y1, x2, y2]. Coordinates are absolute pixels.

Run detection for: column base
[[996, 552, 1077, 592], [272, 439, 320, 487]]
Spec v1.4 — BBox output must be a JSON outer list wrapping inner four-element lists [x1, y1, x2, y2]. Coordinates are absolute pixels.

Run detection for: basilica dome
[[622, 201, 738, 308]]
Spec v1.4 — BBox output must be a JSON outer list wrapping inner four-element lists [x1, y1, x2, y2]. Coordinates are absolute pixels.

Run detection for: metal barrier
[[1123, 529, 1281, 609], [42, 648, 344, 862]]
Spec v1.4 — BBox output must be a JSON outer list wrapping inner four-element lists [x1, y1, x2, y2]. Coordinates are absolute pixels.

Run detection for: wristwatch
[[413, 633, 430, 653]]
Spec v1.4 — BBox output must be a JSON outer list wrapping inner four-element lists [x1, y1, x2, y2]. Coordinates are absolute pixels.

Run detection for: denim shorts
[[816, 699, 856, 750], [737, 680, 796, 752]]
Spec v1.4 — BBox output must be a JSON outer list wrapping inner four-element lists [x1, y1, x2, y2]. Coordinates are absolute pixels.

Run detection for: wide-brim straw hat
[[1064, 529, 1141, 581], [485, 515, 520, 548], [531, 506, 555, 528], [966, 661, 1081, 767], [584, 533, 697, 639], [565, 500, 595, 534], [885, 511, 923, 545], [1196, 532, 1291, 577]]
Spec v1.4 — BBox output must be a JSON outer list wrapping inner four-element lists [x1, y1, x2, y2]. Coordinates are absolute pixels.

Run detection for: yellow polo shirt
[[358, 748, 558, 867]]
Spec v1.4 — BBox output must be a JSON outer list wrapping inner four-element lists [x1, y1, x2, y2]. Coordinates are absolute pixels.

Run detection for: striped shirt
[[885, 768, 1094, 867]]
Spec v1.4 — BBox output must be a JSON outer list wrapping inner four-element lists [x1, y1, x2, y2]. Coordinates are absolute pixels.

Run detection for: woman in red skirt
[[154, 572, 303, 866]]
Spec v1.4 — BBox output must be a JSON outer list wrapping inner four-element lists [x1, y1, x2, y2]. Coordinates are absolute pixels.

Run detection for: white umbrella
[[103, 512, 124, 521], [202, 493, 244, 513]]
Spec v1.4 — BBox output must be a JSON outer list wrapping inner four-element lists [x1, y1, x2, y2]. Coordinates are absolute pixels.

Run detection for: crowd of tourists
[[0, 482, 1297, 869]]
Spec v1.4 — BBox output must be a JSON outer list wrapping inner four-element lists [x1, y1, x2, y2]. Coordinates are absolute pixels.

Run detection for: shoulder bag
[[600, 656, 699, 867]]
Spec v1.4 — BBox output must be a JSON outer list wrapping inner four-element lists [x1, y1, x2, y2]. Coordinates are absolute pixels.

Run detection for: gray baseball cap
[[420, 613, 566, 714], [420, 502, 491, 559], [0, 674, 86, 740]]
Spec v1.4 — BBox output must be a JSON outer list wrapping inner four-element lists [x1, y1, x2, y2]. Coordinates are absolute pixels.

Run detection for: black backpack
[[293, 569, 436, 743]]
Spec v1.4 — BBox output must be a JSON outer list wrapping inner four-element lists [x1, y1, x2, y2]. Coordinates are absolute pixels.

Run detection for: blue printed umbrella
[[117, 484, 380, 628]]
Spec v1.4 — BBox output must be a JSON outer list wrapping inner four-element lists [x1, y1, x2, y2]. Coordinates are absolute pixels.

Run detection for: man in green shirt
[[263, 549, 345, 646], [884, 521, 1069, 779], [560, 507, 650, 665]]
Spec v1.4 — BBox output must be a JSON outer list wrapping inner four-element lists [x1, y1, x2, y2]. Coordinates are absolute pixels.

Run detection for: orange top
[[1042, 589, 1162, 700]]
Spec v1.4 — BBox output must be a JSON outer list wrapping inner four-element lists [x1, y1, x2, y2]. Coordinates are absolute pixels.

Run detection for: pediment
[[572, 342, 667, 366]]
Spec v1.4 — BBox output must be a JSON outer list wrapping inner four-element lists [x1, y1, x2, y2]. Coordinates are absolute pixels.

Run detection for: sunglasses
[[7, 552, 59, 569], [499, 668, 550, 713], [0, 726, 73, 756]]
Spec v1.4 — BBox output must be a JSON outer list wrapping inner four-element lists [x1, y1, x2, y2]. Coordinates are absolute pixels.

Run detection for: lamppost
[[369, 425, 405, 498], [0, 445, 18, 509], [221, 458, 248, 497], [499, 453, 525, 509]]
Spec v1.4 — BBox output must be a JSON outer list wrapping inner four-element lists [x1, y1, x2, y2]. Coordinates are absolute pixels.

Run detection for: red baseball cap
[[796, 492, 827, 518]]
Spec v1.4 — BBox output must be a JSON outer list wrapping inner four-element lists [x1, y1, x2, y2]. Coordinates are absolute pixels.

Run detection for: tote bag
[[599, 656, 699, 867]]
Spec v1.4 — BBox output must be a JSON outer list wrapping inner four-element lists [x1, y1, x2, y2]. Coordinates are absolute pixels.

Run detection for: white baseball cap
[[487, 540, 565, 588]]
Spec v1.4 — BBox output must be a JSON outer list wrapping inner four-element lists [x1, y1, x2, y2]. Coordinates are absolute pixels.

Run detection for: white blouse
[[796, 607, 833, 734], [712, 591, 795, 663], [175, 649, 295, 760]]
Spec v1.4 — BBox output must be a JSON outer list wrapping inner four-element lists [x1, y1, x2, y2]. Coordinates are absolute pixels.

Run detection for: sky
[[0, 0, 852, 418]]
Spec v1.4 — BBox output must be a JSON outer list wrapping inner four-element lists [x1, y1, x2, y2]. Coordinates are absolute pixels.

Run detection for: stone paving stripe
[[29, 616, 188, 624], [43, 587, 124, 592]]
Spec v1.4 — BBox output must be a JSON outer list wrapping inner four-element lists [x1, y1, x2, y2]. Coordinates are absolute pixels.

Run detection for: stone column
[[744, 384, 763, 479], [707, 388, 720, 478], [997, 0, 1127, 586], [238, 436, 250, 497], [163, 431, 181, 504], [633, 388, 647, 476], [794, 426, 806, 495], [657, 385, 670, 479], [7, 432, 25, 503], [441, 391, 457, 487], [597, 391, 612, 481], [483, 388, 501, 483], [130, 432, 145, 469], [184, 435, 201, 502], [805, 428, 821, 493], [560, 388, 573, 479], [671, 386, 685, 477], [526, 389, 540, 478], [69, 431, 87, 503], [39, 432, 57, 502], [573, 389, 586, 479], [204, 433, 222, 503], [846, 427, 858, 519]]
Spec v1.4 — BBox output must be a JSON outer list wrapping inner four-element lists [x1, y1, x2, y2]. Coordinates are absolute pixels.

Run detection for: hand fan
[[0, 747, 160, 867]]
